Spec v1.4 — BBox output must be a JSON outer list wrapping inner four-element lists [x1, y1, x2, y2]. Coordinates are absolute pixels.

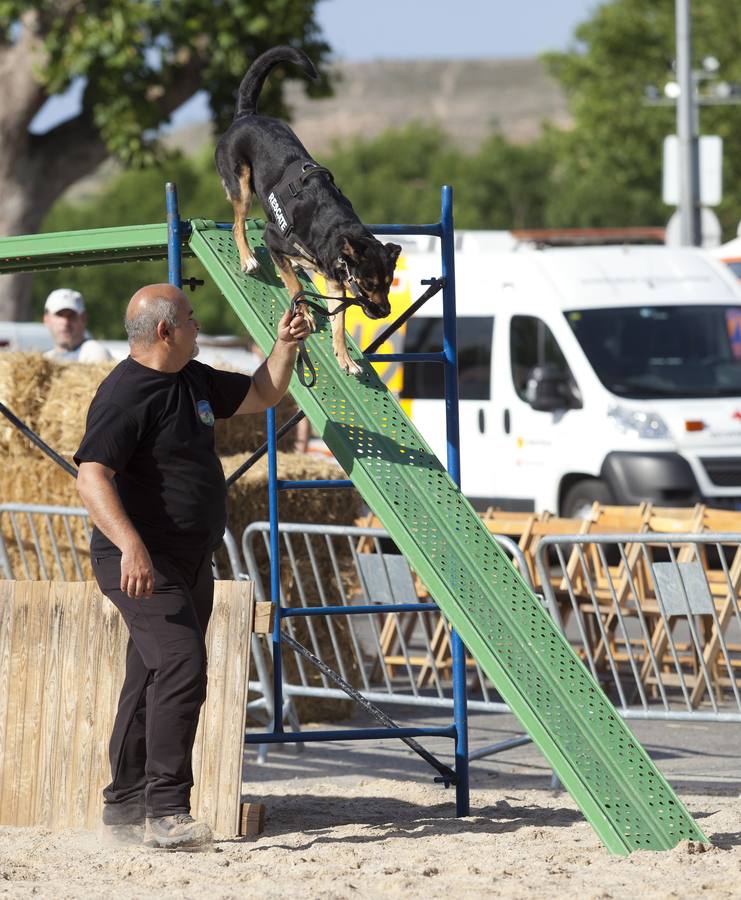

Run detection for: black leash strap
[[290, 287, 361, 388], [281, 631, 457, 786]]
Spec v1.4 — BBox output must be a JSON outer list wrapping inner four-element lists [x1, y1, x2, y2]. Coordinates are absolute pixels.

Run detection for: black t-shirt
[[74, 357, 251, 557]]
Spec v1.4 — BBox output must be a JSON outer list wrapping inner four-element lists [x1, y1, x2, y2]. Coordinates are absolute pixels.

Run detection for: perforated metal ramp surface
[[0, 223, 192, 274], [190, 218, 707, 855]]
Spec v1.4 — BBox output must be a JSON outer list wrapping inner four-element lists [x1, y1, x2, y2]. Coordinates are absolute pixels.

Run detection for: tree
[[0, 0, 331, 320], [543, 0, 741, 234], [32, 149, 244, 338], [320, 122, 556, 231], [321, 123, 460, 226], [453, 132, 554, 230]]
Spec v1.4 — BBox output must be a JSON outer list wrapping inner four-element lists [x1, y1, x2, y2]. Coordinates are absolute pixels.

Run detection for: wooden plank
[[77, 584, 104, 826], [0, 580, 254, 835], [240, 801, 265, 837], [0, 584, 16, 819], [87, 595, 128, 825], [16, 582, 49, 825], [191, 580, 254, 836], [253, 601, 274, 634], [1, 582, 30, 822], [191, 587, 231, 828], [35, 582, 65, 826], [69, 584, 101, 827], [56, 581, 87, 826]]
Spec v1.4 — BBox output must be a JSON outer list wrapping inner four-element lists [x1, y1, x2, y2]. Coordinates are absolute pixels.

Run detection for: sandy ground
[[1, 712, 739, 899]]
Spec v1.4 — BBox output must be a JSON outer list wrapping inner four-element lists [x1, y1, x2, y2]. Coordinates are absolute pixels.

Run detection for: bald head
[[125, 284, 186, 346]]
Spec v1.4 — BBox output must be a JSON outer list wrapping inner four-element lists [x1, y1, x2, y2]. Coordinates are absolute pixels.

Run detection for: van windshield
[[565, 305, 741, 399]]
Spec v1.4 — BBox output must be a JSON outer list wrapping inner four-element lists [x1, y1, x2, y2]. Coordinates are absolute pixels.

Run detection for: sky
[[315, 0, 599, 61], [30, 0, 601, 133]]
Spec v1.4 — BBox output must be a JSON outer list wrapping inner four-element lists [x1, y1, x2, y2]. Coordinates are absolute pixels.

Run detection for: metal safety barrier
[[535, 532, 741, 723], [0, 502, 291, 763], [241, 521, 532, 712], [0, 502, 92, 580]]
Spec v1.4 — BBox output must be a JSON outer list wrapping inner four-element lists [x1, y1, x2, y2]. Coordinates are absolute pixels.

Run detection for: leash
[[290, 280, 364, 387]]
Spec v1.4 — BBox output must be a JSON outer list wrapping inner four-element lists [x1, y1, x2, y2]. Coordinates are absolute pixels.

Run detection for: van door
[[401, 315, 495, 506], [497, 314, 583, 512]]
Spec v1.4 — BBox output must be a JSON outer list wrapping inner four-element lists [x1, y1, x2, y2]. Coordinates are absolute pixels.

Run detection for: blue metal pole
[[440, 184, 470, 817], [165, 182, 182, 288], [267, 406, 284, 733]]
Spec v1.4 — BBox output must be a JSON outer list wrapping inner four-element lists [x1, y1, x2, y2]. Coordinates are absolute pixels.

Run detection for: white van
[[392, 237, 741, 516], [0, 322, 53, 353]]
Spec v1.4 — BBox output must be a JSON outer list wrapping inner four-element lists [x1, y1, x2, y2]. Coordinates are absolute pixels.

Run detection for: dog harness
[[266, 159, 334, 265], [266, 160, 372, 388]]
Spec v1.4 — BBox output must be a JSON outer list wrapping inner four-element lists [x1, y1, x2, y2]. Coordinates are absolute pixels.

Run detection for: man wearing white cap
[[43, 288, 112, 363]]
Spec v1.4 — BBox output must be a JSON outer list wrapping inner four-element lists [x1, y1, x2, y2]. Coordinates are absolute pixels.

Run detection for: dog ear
[[385, 242, 402, 267]]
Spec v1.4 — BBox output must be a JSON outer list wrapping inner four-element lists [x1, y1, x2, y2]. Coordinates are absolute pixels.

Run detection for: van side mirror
[[525, 364, 579, 412]]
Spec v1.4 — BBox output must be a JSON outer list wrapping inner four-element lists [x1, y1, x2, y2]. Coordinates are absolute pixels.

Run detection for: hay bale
[[221, 451, 358, 539], [36, 360, 116, 456], [221, 452, 362, 721], [2, 354, 300, 460], [0, 353, 54, 457], [0, 349, 362, 725], [214, 394, 298, 456]]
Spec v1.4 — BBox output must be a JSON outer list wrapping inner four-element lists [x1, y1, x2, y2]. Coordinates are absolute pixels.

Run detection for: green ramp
[[189, 218, 706, 855], [0, 223, 192, 273]]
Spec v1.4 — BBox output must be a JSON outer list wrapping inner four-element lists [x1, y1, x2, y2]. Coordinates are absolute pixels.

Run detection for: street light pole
[[675, 0, 702, 245]]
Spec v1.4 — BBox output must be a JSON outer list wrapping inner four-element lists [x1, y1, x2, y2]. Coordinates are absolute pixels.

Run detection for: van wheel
[[562, 479, 613, 519]]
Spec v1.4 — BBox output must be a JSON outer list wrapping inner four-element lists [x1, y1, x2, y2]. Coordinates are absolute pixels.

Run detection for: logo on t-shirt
[[196, 400, 215, 427]]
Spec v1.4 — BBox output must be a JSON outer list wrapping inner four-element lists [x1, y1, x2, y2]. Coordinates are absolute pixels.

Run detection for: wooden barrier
[[0, 580, 266, 836]]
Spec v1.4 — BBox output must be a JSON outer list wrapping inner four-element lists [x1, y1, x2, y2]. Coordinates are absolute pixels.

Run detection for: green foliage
[[32, 150, 244, 338], [544, 0, 741, 234], [320, 123, 555, 231], [320, 124, 458, 225], [452, 133, 554, 230], [4, 0, 331, 166]]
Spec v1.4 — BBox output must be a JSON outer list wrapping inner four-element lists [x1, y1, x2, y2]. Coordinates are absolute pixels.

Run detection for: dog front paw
[[336, 353, 362, 376], [240, 255, 260, 275]]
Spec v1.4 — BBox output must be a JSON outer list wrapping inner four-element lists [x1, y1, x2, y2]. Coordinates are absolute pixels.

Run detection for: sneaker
[[144, 814, 213, 850]]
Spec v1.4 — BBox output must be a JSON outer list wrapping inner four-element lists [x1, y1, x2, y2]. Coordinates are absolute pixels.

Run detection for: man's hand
[[120, 540, 154, 599], [277, 307, 311, 346]]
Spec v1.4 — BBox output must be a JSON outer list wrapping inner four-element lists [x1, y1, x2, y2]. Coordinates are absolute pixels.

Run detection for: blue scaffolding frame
[[165, 183, 470, 816]]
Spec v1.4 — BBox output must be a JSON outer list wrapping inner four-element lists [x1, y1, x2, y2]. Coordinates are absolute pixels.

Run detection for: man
[[43, 288, 112, 362], [74, 283, 309, 849]]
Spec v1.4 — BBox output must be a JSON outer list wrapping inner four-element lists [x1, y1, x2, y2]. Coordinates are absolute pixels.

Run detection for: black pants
[[92, 551, 213, 822]]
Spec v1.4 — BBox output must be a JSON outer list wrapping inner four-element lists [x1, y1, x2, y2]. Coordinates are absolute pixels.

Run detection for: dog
[[215, 46, 401, 375]]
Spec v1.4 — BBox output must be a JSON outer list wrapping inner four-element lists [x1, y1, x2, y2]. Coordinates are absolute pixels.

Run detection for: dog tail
[[235, 45, 318, 118]]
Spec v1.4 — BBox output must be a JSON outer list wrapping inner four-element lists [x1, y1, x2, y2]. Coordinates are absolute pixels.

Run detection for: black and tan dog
[[215, 46, 401, 375]]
